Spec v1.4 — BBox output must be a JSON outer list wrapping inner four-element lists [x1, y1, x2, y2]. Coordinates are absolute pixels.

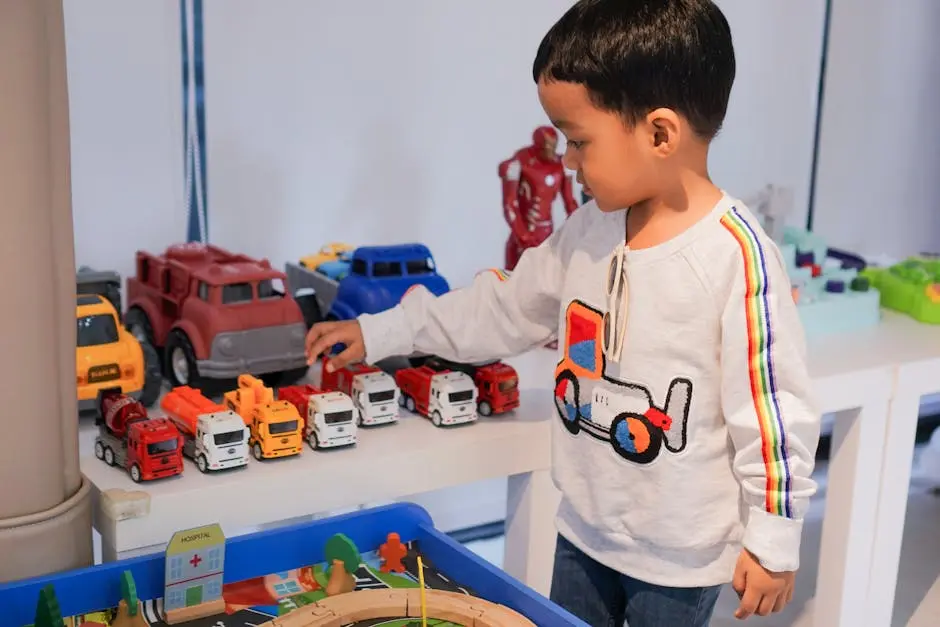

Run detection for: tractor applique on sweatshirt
[[553, 300, 692, 464]]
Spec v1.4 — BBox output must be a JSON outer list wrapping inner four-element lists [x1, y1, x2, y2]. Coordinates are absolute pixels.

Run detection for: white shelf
[[81, 384, 554, 559]]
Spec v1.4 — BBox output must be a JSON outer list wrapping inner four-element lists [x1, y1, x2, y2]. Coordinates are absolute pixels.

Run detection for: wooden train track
[[259, 588, 537, 626]]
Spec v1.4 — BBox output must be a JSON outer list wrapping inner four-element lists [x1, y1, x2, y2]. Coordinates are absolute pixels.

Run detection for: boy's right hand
[[304, 320, 365, 373]]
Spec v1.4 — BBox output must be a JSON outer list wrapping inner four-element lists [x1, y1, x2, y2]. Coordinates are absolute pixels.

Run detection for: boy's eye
[[567, 140, 584, 149]]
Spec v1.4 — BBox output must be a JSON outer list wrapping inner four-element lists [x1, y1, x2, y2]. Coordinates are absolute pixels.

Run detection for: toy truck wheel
[[308, 431, 319, 450], [165, 330, 200, 388], [405, 396, 416, 413], [432, 410, 443, 427], [196, 454, 209, 473], [138, 341, 163, 407], [124, 307, 155, 348], [398, 394, 407, 408], [478, 401, 492, 416], [103, 447, 115, 466], [129, 464, 142, 483], [252, 443, 264, 461], [94, 441, 105, 460]]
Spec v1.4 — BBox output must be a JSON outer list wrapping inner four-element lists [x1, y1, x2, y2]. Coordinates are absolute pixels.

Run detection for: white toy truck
[[160, 385, 251, 473], [277, 384, 358, 449], [318, 356, 400, 426], [394, 365, 478, 427]]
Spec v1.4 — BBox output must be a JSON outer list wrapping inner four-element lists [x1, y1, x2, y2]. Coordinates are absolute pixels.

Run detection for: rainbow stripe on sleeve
[[479, 268, 511, 282], [720, 207, 793, 518]]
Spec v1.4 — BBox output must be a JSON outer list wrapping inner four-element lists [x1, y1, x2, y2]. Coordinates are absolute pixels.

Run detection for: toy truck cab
[[94, 391, 184, 482], [320, 357, 400, 426], [125, 243, 309, 388], [423, 357, 519, 416], [396, 366, 478, 427], [278, 384, 357, 449], [224, 374, 303, 460], [160, 386, 250, 472], [75, 268, 163, 410]]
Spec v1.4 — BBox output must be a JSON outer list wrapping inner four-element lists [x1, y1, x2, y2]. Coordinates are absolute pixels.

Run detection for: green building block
[[34, 584, 65, 627], [324, 533, 361, 575], [862, 257, 940, 324]]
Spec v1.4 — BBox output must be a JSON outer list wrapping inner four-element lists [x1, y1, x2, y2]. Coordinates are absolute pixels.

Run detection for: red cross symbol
[[190, 553, 202, 568]]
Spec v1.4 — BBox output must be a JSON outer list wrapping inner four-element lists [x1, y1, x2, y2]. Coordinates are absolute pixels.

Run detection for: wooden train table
[[0, 503, 586, 627]]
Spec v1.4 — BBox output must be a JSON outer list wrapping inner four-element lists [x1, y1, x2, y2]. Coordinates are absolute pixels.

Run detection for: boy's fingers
[[756, 593, 776, 616], [731, 566, 746, 597], [328, 342, 362, 371], [307, 328, 347, 364], [773, 591, 788, 613], [735, 588, 761, 620], [305, 322, 335, 355]]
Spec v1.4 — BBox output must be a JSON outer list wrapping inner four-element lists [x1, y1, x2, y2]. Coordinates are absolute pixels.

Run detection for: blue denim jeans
[[550, 534, 723, 627]]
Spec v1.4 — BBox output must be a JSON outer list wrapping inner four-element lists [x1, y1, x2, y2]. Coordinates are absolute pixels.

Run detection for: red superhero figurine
[[498, 126, 579, 270]]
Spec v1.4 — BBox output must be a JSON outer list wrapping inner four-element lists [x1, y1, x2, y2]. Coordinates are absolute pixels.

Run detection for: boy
[[305, 0, 821, 625]]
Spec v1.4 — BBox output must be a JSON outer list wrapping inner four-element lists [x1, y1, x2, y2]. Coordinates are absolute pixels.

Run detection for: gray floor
[[464, 450, 940, 626]]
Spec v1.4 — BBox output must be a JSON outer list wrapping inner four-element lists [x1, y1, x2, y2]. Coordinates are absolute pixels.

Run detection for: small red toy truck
[[93, 390, 184, 482], [319, 356, 400, 426], [160, 386, 250, 473], [422, 356, 520, 416], [277, 384, 357, 449], [394, 365, 478, 427], [124, 243, 309, 389]]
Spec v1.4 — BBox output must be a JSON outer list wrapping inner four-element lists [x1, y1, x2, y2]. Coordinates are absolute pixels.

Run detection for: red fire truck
[[421, 356, 520, 416], [319, 357, 400, 426], [123, 243, 309, 389], [93, 390, 184, 482], [394, 365, 478, 427]]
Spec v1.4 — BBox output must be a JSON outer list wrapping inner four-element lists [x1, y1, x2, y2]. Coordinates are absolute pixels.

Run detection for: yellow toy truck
[[76, 268, 162, 410], [223, 374, 303, 460]]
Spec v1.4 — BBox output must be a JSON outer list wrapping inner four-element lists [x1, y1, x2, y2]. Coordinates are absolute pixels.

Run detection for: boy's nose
[[562, 148, 578, 171]]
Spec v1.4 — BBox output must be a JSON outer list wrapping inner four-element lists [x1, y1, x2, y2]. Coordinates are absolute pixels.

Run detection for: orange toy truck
[[93, 390, 184, 482], [160, 386, 250, 472], [223, 374, 304, 460]]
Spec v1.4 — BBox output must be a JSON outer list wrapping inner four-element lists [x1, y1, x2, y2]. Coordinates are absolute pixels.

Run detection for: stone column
[[0, 0, 93, 582]]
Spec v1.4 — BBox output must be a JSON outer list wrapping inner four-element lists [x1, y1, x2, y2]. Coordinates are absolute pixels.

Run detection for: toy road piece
[[124, 243, 309, 389]]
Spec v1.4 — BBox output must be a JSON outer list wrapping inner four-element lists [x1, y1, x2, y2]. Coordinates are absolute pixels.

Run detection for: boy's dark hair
[[532, 0, 736, 140]]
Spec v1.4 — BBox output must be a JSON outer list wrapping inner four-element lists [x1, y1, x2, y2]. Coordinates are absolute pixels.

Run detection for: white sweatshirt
[[358, 194, 821, 587]]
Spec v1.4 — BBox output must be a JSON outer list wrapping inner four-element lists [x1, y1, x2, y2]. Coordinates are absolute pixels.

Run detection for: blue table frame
[[0, 502, 586, 626]]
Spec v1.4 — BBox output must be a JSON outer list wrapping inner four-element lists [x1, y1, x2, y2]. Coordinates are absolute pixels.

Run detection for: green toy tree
[[34, 584, 65, 627], [121, 570, 139, 616], [324, 533, 361, 575]]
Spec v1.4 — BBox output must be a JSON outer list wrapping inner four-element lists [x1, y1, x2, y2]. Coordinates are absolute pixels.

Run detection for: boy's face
[[537, 78, 662, 213]]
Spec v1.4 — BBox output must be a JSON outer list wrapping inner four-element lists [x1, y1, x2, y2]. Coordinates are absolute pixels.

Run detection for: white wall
[[813, 0, 940, 258], [200, 0, 826, 288], [64, 0, 186, 286]]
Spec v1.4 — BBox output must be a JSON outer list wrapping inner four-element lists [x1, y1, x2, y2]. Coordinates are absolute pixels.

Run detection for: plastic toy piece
[[299, 242, 355, 272], [93, 390, 184, 482], [33, 584, 65, 627], [324, 559, 356, 597], [324, 533, 362, 576], [379, 532, 408, 573], [161, 386, 250, 472], [163, 523, 226, 624], [862, 257, 940, 324], [284, 243, 450, 324], [223, 374, 304, 460], [278, 384, 357, 449], [417, 555, 428, 627], [779, 227, 882, 338], [319, 356, 400, 426], [124, 243, 309, 388], [121, 571, 138, 615], [420, 356, 519, 416], [75, 268, 162, 410], [498, 126, 578, 270], [394, 366, 478, 427]]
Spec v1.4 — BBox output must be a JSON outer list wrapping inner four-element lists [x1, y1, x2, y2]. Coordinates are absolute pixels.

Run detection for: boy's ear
[[645, 108, 681, 156]]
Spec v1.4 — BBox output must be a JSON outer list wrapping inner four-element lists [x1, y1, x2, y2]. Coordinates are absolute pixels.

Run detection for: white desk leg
[[867, 364, 926, 626], [814, 396, 889, 627], [503, 468, 561, 597]]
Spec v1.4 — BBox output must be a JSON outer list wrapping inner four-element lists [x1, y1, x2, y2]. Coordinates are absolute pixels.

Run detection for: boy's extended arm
[[357, 232, 565, 365], [719, 225, 821, 573]]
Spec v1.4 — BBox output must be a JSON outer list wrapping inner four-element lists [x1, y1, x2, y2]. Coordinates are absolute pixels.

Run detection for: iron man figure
[[498, 126, 578, 270]]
